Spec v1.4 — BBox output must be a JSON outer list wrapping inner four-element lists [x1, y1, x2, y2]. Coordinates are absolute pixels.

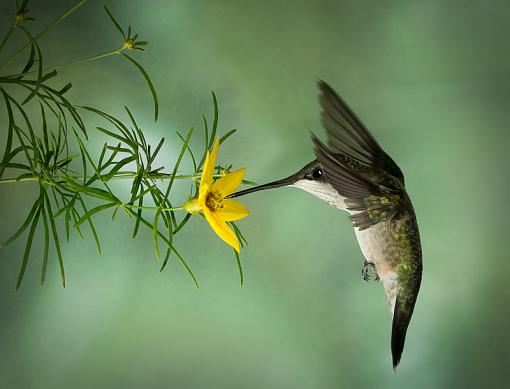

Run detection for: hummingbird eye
[[311, 168, 323, 179]]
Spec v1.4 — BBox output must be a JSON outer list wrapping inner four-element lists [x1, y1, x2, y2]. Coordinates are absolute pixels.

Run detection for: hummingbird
[[228, 81, 422, 369]]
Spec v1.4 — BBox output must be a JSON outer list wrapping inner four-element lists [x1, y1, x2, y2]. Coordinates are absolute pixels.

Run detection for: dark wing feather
[[312, 134, 384, 199], [318, 80, 405, 185], [312, 81, 406, 230], [312, 134, 401, 230]]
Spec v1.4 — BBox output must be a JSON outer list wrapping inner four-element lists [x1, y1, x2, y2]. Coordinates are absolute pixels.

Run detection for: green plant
[[0, 0, 250, 289]]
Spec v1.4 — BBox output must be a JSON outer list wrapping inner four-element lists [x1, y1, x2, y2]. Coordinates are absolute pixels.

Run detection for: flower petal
[[200, 137, 220, 190], [211, 168, 246, 197], [198, 182, 210, 206], [203, 208, 240, 252], [218, 199, 249, 222]]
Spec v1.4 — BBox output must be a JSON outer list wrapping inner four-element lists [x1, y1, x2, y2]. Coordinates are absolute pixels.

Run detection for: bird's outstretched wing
[[317, 80, 404, 184], [312, 81, 405, 230]]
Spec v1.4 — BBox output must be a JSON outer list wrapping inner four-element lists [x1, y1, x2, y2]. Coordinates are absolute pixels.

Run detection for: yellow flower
[[183, 137, 248, 252]]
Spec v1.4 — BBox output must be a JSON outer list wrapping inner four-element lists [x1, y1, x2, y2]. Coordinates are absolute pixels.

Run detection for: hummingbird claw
[[362, 260, 379, 282], [362, 260, 371, 281]]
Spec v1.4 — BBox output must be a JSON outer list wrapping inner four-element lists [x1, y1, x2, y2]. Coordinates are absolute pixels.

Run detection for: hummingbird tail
[[391, 297, 412, 369]]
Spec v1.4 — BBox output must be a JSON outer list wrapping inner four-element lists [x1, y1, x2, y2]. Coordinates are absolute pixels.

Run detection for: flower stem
[[0, 172, 255, 186], [121, 204, 183, 212], [0, 25, 15, 53], [3, 47, 126, 79], [0, 172, 202, 184]]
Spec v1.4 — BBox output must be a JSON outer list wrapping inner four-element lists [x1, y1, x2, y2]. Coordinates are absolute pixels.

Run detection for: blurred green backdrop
[[1, 0, 509, 388]]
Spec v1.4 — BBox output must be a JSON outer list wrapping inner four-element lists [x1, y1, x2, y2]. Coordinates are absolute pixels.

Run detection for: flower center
[[124, 39, 135, 50], [15, 12, 25, 22], [205, 190, 223, 212]]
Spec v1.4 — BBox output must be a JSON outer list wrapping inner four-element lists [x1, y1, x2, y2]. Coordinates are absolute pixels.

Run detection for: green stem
[[3, 47, 125, 79], [0, 172, 204, 184], [0, 0, 88, 71], [0, 172, 256, 186], [0, 25, 15, 53], [121, 204, 183, 212]]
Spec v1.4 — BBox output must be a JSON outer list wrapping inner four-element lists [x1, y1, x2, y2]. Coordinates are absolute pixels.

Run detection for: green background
[[1, 0, 509, 388]]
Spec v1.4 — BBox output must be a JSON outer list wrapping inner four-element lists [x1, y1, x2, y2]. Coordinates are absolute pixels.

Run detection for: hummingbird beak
[[226, 174, 297, 199]]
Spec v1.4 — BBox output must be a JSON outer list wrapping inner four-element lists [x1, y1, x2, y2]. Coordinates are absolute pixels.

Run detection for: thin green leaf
[[40, 103, 49, 150], [176, 131, 196, 173], [17, 26, 43, 105], [74, 202, 116, 227], [147, 186, 174, 238], [21, 44, 35, 74], [15, 172, 36, 181], [0, 162, 31, 171], [131, 194, 143, 238], [6, 145, 31, 162], [197, 115, 209, 170], [122, 53, 158, 121], [63, 177, 116, 201], [4, 91, 41, 170], [58, 82, 72, 95], [73, 129, 117, 199], [106, 145, 131, 154], [231, 221, 248, 247], [124, 208, 198, 288], [18, 0, 29, 13], [79, 105, 134, 144], [50, 87, 86, 136], [16, 204, 42, 289], [148, 137, 165, 166], [57, 156, 75, 168], [64, 203, 71, 241], [220, 129, 237, 144], [203, 114, 209, 147], [112, 205, 121, 220], [0, 25, 14, 53], [234, 249, 244, 286], [40, 205, 50, 285], [129, 168, 143, 204], [209, 91, 219, 149], [159, 248, 172, 271], [44, 192, 66, 287], [96, 126, 134, 147], [103, 5, 126, 39], [103, 155, 136, 181], [0, 89, 18, 177], [153, 209, 161, 260], [70, 207, 84, 240], [162, 127, 193, 203], [41, 69, 58, 82], [77, 196, 101, 254], [173, 213, 191, 235], [1, 196, 41, 247]]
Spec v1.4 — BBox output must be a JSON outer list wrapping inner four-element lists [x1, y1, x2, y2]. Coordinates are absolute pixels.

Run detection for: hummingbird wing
[[317, 80, 405, 185], [312, 81, 406, 231]]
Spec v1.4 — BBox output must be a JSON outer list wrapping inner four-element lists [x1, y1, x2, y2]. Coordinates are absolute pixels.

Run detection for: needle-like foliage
[[0, 1, 248, 288]]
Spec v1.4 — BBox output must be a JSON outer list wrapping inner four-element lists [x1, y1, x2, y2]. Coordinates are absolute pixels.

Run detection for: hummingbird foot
[[361, 260, 380, 282]]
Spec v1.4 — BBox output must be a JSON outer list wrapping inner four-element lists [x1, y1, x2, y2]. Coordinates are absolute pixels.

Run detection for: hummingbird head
[[227, 159, 345, 208]]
